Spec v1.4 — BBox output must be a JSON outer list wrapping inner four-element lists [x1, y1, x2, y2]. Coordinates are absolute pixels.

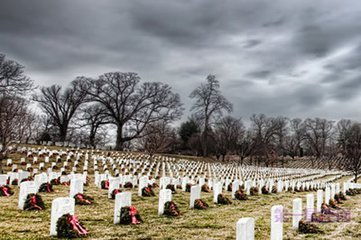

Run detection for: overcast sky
[[1, 0, 361, 122]]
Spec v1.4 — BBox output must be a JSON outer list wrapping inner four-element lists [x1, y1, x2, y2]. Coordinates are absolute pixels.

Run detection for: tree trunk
[[59, 125, 68, 142], [201, 129, 208, 157], [115, 125, 124, 151], [354, 172, 358, 183]]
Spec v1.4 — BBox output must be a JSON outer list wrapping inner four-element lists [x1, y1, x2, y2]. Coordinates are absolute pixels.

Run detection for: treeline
[[1, 53, 361, 180]]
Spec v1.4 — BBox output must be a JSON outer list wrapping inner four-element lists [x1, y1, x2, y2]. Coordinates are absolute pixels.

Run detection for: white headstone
[[236, 217, 255, 240], [158, 189, 172, 215], [114, 192, 132, 224], [213, 182, 223, 203], [325, 186, 331, 204], [316, 190, 323, 212], [108, 177, 121, 199], [306, 194, 314, 221], [0, 174, 8, 185], [190, 185, 201, 209], [232, 180, 239, 199], [69, 178, 83, 197], [138, 176, 149, 197], [270, 205, 283, 240], [18, 181, 38, 210], [292, 198, 302, 229], [50, 197, 75, 236]]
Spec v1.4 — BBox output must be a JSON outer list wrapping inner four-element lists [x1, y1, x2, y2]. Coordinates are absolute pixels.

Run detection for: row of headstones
[[95, 172, 343, 195], [11, 146, 342, 181], [236, 182, 359, 240]]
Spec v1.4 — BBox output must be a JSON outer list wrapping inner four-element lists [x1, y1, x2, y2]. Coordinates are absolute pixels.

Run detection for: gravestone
[[232, 180, 239, 199], [50, 197, 75, 236], [213, 182, 222, 203], [114, 192, 132, 224], [108, 177, 121, 199], [158, 189, 172, 215], [316, 190, 323, 212], [190, 185, 201, 209], [325, 186, 331, 204], [138, 176, 149, 197], [236, 217, 254, 240], [306, 194, 314, 221], [292, 198, 302, 229], [0, 174, 7, 185], [18, 181, 38, 210], [69, 178, 83, 197], [270, 205, 283, 240]]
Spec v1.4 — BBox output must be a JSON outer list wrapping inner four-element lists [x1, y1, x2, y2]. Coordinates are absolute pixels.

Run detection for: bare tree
[[140, 121, 176, 158], [190, 74, 232, 156], [249, 114, 281, 167], [81, 72, 183, 150], [33, 78, 88, 142], [0, 53, 34, 171], [303, 118, 334, 168], [215, 116, 244, 161], [0, 53, 34, 95], [341, 122, 361, 182], [336, 119, 352, 154], [78, 104, 110, 148], [0, 96, 29, 171]]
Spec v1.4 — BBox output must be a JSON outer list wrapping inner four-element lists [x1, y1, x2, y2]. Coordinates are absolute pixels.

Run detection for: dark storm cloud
[[1, 0, 361, 120]]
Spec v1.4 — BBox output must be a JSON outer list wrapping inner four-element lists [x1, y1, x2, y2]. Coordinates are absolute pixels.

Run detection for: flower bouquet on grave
[[185, 183, 193, 192], [346, 189, 355, 196], [141, 186, 155, 197], [163, 201, 180, 217], [271, 186, 277, 193], [312, 203, 350, 223], [56, 213, 88, 238], [111, 189, 122, 199], [39, 182, 54, 193], [119, 206, 142, 225], [227, 183, 232, 192], [62, 181, 70, 186], [261, 186, 270, 194], [101, 180, 109, 190], [328, 199, 341, 209], [166, 184, 177, 194], [339, 192, 347, 201], [334, 194, 342, 204], [235, 190, 248, 200], [51, 178, 61, 185], [239, 184, 245, 190], [74, 193, 94, 205], [217, 194, 232, 205], [194, 199, 208, 210], [287, 186, 293, 192], [124, 182, 133, 188], [201, 184, 211, 193], [24, 193, 45, 210], [152, 182, 159, 188], [20, 161, 27, 166], [11, 179, 18, 186], [298, 220, 323, 234], [21, 177, 34, 183], [250, 187, 258, 196], [0, 185, 14, 196], [52, 166, 59, 170]]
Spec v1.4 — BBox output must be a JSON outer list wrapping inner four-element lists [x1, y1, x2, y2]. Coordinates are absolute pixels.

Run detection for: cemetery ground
[[2, 176, 361, 239], [2, 147, 361, 240], [0, 178, 361, 239]]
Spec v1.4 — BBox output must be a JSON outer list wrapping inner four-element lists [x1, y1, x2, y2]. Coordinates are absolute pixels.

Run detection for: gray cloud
[[1, 0, 361, 121]]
